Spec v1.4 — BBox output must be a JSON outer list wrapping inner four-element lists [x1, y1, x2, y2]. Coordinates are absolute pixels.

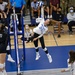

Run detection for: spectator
[[55, 7, 64, 22], [0, 0, 10, 21], [50, 7, 63, 37], [0, 0, 8, 13], [21, 24, 33, 41], [53, 7, 64, 35], [9, 0, 26, 31], [67, 6, 75, 35], [50, 0, 60, 19], [31, 0, 40, 18]]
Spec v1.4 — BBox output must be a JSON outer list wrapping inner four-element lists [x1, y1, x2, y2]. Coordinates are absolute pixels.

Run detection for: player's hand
[[61, 70, 66, 72]]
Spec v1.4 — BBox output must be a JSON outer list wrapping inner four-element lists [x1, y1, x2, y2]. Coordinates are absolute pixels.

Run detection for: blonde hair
[[25, 24, 30, 31]]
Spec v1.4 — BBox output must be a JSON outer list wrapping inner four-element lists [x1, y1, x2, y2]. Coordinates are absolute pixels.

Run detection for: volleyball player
[[0, 11, 15, 63], [0, 13, 8, 75], [26, 19, 51, 63], [61, 50, 75, 75]]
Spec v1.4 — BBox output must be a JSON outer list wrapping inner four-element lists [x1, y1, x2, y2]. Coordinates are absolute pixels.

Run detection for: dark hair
[[69, 50, 75, 63]]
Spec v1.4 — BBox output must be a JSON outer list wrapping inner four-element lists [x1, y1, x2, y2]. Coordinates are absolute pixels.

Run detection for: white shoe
[[7, 55, 15, 63], [48, 55, 52, 63], [35, 54, 40, 60], [3, 69, 7, 75]]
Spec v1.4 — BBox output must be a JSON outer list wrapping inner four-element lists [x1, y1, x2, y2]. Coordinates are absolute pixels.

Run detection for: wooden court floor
[[10, 24, 75, 49]]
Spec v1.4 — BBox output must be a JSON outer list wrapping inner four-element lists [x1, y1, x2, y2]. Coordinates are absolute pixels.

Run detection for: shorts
[[0, 44, 7, 53]]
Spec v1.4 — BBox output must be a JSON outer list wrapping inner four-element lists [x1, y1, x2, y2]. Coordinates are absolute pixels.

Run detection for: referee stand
[[8, 3, 25, 75]]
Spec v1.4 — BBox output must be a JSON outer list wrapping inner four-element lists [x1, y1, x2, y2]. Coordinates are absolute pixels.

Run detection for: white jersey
[[33, 19, 48, 35], [0, 2, 8, 11], [65, 59, 75, 75]]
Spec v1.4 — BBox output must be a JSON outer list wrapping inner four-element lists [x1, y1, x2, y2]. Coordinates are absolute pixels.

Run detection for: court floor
[[6, 25, 75, 75]]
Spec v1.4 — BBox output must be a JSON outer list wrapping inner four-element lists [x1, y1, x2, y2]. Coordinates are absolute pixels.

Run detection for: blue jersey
[[10, 0, 26, 8]]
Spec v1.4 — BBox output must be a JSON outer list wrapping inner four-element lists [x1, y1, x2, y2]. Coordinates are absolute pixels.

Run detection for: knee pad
[[0, 63, 4, 69], [43, 47, 47, 51], [35, 47, 39, 49]]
